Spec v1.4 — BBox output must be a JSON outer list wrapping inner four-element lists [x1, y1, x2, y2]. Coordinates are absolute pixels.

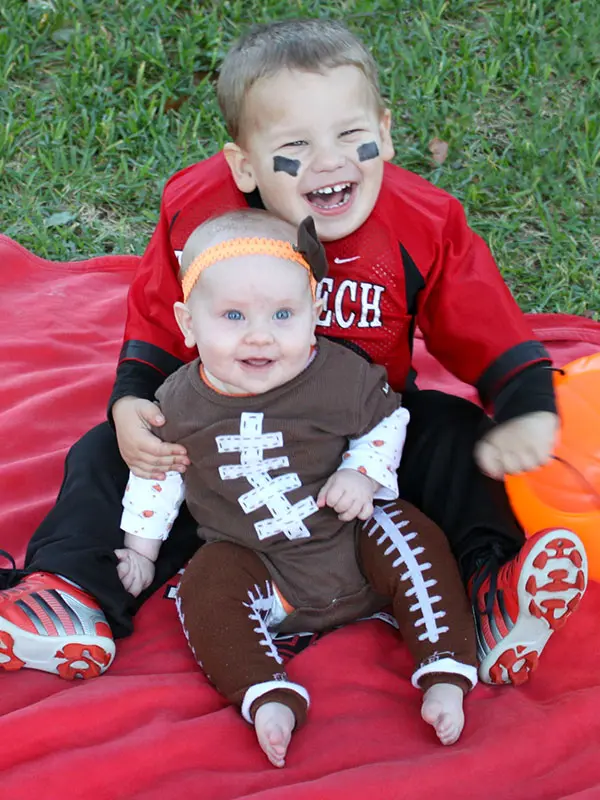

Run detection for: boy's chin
[[311, 210, 367, 241]]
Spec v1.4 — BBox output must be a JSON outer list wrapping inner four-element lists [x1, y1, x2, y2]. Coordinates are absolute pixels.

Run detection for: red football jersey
[[120, 152, 547, 403]]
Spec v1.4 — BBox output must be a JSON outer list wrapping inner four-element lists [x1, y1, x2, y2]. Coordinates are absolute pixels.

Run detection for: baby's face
[[233, 66, 394, 242], [182, 254, 319, 395]]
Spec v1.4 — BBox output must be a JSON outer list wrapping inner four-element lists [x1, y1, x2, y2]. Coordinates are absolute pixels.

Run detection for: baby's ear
[[223, 142, 258, 193], [173, 301, 196, 349]]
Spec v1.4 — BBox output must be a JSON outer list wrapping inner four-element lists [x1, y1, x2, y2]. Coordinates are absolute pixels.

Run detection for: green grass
[[1, 0, 598, 315]]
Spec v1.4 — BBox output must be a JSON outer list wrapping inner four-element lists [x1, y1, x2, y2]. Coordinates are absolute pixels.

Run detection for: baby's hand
[[474, 411, 559, 480], [114, 548, 156, 597], [317, 469, 380, 522], [113, 396, 190, 479]]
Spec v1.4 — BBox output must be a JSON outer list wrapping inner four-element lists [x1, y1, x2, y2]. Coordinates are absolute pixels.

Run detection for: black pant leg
[[399, 390, 524, 582], [24, 422, 200, 638]]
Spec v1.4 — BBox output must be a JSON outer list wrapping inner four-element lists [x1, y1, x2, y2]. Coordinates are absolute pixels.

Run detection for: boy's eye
[[274, 309, 292, 320], [225, 310, 243, 321], [282, 140, 307, 148], [340, 128, 363, 137]]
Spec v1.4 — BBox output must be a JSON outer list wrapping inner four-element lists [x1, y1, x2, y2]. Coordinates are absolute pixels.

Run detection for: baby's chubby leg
[[360, 500, 478, 745], [176, 541, 310, 767]]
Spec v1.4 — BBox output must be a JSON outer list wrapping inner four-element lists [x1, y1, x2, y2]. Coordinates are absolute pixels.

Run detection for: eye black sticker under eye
[[357, 142, 379, 162], [273, 156, 301, 176]]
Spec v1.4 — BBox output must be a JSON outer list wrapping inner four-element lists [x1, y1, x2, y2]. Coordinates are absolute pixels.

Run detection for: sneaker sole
[[0, 618, 115, 679], [478, 529, 587, 686]]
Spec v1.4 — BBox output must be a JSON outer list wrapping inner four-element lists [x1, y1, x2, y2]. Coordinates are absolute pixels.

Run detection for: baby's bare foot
[[254, 701, 295, 768], [421, 683, 465, 745]]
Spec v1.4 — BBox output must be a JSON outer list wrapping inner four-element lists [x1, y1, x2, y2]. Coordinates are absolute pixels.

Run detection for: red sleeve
[[416, 198, 550, 402], [119, 154, 252, 375], [121, 176, 195, 369]]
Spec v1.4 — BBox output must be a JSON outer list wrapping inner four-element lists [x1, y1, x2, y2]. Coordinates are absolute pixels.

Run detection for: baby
[[116, 209, 478, 767]]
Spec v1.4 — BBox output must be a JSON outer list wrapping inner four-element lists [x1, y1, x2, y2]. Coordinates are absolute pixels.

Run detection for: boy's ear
[[379, 109, 394, 163], [173, 301, 196, 349], [223, 142, 258, 193]]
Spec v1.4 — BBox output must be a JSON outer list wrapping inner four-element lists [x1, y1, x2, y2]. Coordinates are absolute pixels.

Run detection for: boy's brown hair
[[217, 18, 384, 143]]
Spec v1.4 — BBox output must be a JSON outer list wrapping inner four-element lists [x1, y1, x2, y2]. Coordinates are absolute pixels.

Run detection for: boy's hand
[[113, 396, 189, 479], [317, 469, 380, 522], [114, 548, 155, 597], [474, 411, 559, 480]]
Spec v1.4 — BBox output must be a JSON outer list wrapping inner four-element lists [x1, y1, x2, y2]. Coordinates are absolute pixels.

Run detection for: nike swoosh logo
[[333, 256, 360, 264]]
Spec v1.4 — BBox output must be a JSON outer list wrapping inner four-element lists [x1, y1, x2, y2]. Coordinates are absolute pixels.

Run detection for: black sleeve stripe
[[476, 341, 552, 405], [118, 340, 185, 378], [396, 242, 422, 392], [107, 359, 173, 425], [399, 243, 425, 315], [493, 364, 557, 423]]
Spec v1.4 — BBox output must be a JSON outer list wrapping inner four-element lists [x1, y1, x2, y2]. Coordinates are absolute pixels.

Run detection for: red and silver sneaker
[[0, 572, 115, 679], [472, 529, 587, 686]]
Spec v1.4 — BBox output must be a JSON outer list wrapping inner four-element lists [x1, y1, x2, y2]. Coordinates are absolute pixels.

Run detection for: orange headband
[[181, 237, 317, 302]]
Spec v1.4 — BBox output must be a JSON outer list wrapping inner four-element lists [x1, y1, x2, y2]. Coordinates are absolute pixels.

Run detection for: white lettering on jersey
[[334, 280, 357, 329], [316, 277, 334, 327], [317, 278, 385, 329], [358, 283, 384, 328], [174, 249, 183, 266]]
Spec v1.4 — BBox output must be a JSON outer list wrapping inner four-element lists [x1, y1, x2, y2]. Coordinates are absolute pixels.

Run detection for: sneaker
[[0, 572, 115, 679], [471, 529, 587, 686]]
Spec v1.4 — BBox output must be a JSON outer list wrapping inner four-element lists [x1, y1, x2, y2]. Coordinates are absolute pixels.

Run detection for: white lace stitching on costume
[[243, 581, 284, 665], [367, 503, 449, 643], [175, 590, 204, 669]]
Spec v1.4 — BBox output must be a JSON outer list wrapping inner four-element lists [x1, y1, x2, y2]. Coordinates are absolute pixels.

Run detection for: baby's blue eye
[[225, 310, 243, 320], [274, 309, 292, 320]]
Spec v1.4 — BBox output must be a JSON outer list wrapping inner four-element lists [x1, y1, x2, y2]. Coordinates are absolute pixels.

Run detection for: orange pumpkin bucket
[[505, 352, 600, 582]]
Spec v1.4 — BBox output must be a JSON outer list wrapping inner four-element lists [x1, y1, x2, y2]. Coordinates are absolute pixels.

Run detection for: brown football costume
[[150, 339, 477, 724]]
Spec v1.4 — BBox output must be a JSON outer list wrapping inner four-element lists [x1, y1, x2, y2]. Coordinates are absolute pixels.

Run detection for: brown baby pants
[[176, 500, 477, 726]]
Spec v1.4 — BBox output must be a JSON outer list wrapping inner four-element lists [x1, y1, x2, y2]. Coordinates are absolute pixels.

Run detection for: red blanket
[[2, 233, 600, 799]]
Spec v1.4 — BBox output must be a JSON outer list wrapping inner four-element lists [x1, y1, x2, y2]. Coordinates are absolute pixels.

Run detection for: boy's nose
[[312, 143, 346, 173]]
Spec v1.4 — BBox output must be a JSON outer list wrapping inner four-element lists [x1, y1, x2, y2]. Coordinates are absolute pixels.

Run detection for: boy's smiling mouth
[[305, 182, 356, 212]]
